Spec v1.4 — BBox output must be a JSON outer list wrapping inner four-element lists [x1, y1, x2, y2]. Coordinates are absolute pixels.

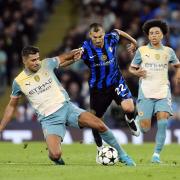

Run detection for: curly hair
[[142, 19, 169, 35]]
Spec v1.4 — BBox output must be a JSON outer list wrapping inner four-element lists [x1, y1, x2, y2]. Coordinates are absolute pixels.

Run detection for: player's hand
[[135, 67, 147, 78], [127, 43, 137, 55], [73, 47, 84, 61], [126, 43, 137, 57]]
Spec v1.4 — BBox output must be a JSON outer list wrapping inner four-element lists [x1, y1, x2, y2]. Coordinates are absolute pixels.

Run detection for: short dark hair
[[89, 23, 103, 32], [142, 19, 169, 35], [21, 46, 39, 57]]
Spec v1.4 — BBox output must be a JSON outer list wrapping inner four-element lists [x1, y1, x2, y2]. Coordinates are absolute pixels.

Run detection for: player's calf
[[79, 112, 108, 132]]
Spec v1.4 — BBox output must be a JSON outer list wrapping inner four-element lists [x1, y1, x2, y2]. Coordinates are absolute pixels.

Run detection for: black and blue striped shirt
[[82, 30, 123, 90]]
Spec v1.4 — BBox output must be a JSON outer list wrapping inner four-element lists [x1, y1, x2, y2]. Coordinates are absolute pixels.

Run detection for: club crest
[[101, 54, 107, 61], [34, 75, 40, 82], [138, 111, 144, 117], [155, 54, 160, 60]]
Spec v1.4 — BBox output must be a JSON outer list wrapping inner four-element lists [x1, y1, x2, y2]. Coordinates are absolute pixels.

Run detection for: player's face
[[89, 28, 105, 48], [23, 53, 41, 72], [148, 27, 163, 46]]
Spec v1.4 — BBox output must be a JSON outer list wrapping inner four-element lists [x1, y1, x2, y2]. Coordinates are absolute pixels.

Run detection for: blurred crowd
[[0, 0, 57, 92], [1, 0, 180, 127]]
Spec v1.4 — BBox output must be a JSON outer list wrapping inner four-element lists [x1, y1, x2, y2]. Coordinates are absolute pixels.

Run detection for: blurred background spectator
[[0, 0, 57, 85], [15, 99, 37, 123]]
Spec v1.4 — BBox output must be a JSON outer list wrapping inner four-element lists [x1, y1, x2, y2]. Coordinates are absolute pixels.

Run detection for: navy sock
[[92, 129, 103, 147]]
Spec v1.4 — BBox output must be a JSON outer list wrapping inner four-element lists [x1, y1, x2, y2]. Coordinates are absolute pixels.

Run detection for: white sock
[[153, 152, 160, 158]]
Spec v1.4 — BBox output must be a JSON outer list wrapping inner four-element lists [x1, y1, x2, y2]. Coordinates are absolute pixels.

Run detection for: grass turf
[[0, 142, 179, 180]]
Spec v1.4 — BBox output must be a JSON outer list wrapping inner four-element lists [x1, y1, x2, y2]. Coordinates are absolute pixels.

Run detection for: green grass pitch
[[0, 142, 179, 180]]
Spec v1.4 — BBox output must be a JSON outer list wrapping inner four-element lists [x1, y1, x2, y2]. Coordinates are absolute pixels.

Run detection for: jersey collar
[[148, 43, 164, 50], [24, 68, 34, 76]]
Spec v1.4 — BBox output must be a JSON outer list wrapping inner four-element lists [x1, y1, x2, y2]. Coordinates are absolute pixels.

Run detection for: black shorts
[[90, 83, 132, 118]]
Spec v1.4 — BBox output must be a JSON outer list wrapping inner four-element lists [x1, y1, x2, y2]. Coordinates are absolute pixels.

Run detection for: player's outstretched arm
[[114, 29, 137, 54], [0, 97, 19, 132], [58, 48, 83, 67]]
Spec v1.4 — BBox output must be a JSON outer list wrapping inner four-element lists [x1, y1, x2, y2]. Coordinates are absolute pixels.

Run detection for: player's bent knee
[[123, 106, 134, 113], [139, 119, 151, 133]]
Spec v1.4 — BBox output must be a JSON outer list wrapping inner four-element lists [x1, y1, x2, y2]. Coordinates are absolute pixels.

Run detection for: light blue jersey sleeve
[[169, 48, 179, 64], [45, 57, 60, 70], [131, 49, 142, 67], [11, 80, 22, 97]]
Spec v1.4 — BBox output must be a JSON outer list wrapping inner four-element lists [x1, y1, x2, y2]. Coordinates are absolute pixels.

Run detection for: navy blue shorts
[[90, 80, 132, 117]]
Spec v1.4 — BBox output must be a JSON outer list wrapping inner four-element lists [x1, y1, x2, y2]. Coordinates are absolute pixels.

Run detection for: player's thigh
[[90, 89, 112, 117], [41, 119, 67, 141], [114, 78, 133, 102], [46, 134, 62, 156], [120, 98, 135, 112], [137, 98, 154, 120], [66, 101, 86, 128], [154, 98, 172, 120], [40, 103, 70, 141], [137, 98, 154, 128], [78, 112, 107, 132], [113, 81, 134, 111]]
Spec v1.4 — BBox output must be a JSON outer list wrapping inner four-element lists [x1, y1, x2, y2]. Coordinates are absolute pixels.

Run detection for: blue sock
[[154, 119, 168, 154], [100, 129, 126, 157]]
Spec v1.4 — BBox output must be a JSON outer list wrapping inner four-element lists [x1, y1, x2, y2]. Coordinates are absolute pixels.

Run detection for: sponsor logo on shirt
[[89, 55, 96, 59], [29, 78, 52, 95], [144, 63, 168, 71], [92, 58, 114, 67]]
